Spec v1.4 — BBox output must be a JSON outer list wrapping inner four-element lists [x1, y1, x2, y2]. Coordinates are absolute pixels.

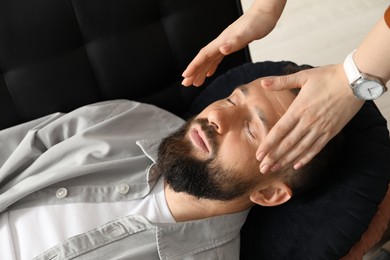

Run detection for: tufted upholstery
[[2, 1, 389, 259], [0, 0, 250, 130]]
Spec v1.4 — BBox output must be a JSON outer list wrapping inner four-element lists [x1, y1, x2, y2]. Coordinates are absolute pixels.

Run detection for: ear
[[249, 182, 292, 207]]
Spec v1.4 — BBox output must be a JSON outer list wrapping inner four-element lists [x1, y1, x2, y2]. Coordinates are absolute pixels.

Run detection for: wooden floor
[[241, 0, 390, 129]]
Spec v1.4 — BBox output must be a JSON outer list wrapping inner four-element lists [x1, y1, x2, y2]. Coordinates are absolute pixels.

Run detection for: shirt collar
[[136, 138, 162, 163], [138, 138, 250, 258], [156, 210, 249, 259]]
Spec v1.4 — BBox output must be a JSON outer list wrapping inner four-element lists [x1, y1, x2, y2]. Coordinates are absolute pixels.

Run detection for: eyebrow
[[237, 85, 269, 131]]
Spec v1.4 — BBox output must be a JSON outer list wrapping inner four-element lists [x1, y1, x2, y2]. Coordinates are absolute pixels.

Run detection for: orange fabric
[[385, 6, 390, 28], [341, 183, 390, 260]]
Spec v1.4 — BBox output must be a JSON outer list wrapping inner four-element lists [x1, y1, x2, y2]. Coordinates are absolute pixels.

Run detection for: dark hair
[[278, 134, 344, 195]]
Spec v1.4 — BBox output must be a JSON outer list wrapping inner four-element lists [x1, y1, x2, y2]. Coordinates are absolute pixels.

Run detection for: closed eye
[[226, 98, 236, 106], [246, 122, 255, 139], [227, 97, 256, 139]]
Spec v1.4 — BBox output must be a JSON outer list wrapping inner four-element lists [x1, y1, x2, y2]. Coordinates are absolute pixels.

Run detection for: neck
[[164, 181, 253, 222]]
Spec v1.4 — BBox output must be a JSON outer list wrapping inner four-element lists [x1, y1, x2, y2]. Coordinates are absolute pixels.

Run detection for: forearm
[[249, 0, 286, 18], [239, 0, 287, 42], [354, 6, 390, 83]]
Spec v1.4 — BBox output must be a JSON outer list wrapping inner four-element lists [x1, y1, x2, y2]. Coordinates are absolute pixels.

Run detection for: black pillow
[[189, 61, 390, 259]]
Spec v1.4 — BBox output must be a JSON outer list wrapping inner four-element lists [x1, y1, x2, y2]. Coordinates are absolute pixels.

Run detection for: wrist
[[336, 64, 358, 97], [250, 0, 286, 20], [335, 64, 365, 111], [243, 8, 279, 40], [342, 51, 387, 100]]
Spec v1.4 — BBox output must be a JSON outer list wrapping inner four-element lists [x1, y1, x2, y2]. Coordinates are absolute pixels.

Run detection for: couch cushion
[[0, 0, 250, 130]]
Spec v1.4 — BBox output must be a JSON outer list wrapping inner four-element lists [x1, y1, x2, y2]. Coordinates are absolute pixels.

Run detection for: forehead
[[236, 82, 296, 108], [233, 82, 280, 96], [239, 82, 296, 127]]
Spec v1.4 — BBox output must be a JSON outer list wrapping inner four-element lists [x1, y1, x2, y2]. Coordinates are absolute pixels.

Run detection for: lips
[[189, 126, 211, 154]]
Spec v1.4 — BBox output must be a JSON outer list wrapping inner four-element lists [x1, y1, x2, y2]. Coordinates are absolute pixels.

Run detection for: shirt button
[[56, 187, 68, 199], [116, 183, 130, 195]]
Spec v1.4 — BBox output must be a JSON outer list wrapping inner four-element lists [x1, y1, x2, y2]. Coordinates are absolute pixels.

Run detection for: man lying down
[[0, 77, 341, 259]]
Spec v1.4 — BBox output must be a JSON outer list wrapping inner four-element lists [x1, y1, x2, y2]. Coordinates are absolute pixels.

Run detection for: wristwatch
[[343, 50, 387, 100]]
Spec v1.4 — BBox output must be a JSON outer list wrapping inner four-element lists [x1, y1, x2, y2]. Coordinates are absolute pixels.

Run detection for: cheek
[[216, 137, 258, 178]]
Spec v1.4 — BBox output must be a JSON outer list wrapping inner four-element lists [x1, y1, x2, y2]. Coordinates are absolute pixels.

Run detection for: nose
[[207, 108, 237, 134]]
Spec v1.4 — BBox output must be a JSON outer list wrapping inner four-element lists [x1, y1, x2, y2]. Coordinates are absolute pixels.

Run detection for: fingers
[[182, 63, 214, 87], [257, 114, 301, 174], [181, 76, 196, 87], [256, 95, 327, 174], [260, 126, 311, 172], [181, 55, 210, 87], [292, 134, 329, 169], [260, 129, 326, 174], [257, 106, 333, 174], [256, 107, 298, 162], [190, 59, 222, 87], [181, 55, 205, 80], [261, 71, 307, 91], [182, 47, 225, 87]]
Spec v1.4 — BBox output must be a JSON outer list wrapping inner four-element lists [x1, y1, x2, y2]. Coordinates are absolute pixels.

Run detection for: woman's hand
[[182, 0, 286, 87], [256, 64, 364, 174]]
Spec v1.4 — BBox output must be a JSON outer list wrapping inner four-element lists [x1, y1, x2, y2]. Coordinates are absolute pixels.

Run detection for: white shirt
[[2, 176, 174, 259]]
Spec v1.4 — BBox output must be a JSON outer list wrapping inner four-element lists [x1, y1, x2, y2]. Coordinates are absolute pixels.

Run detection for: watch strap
[[343, 50, 361, 84]]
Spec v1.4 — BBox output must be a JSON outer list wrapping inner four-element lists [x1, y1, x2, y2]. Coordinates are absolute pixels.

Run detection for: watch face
[[354, 80, 384, 100]]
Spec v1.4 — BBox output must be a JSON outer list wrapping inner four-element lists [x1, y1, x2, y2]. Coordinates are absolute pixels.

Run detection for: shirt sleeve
[[0, 113, 62, 168], [0, 100, 140, 212]]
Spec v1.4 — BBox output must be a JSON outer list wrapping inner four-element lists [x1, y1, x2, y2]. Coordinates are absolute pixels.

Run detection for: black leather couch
[[0, 0, 250, 129], [1, 0, 390, 259]]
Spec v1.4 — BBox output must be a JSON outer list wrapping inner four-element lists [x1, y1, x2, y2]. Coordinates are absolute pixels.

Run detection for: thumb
[[219, 43, 233, 55], [261, 73, 305, 91], [219, 43, 232, 55], [219, 37, 247, 55]]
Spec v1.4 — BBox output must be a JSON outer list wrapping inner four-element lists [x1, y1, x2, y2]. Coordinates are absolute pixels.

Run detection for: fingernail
[[294, 162, 303, 170], [256, 152, 265, 161], [261, 78, 274, 87], [271, 163, 280, 172], [260, 164, 269, 174]]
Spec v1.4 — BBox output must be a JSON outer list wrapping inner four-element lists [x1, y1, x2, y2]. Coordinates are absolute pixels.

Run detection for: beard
[[156, 118, 254, 201]]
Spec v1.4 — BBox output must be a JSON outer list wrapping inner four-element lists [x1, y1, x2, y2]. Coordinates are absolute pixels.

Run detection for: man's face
[[157, 80, 296, 201]]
